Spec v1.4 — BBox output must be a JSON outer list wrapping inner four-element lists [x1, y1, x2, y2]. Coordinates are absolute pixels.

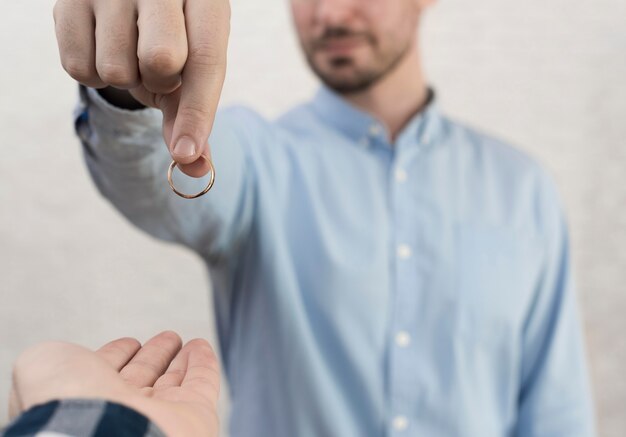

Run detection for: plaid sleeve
[[1, 399, 166, 437]]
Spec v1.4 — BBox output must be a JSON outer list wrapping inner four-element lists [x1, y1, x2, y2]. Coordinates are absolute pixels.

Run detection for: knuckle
[[140, 46, 184, 76], [97, 62, 137, 87], [62, 58, 95, 82], [52, 0, 68, 23], [52, 1, 60, 23]]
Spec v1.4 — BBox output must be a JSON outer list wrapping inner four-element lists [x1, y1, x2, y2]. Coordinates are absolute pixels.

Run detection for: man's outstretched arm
[[54, 0, 256, 258]]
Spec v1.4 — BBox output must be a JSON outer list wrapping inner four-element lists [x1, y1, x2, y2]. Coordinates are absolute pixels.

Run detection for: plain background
[[1, 0, 624, 435]]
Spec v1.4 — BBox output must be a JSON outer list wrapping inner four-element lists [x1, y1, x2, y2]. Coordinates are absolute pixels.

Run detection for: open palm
[[10, 331, 220, 437]]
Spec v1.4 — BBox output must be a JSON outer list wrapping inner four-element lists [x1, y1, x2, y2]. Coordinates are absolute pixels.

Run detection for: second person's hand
[[53, 0, 231, 177], [9, 332, 220, 437]]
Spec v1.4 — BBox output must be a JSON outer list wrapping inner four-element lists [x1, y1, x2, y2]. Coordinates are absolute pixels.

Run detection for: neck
[[342, 45, 428, 142]]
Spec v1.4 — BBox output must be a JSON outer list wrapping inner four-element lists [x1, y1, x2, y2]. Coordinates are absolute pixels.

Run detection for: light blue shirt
[[75, 85, 594, 437]]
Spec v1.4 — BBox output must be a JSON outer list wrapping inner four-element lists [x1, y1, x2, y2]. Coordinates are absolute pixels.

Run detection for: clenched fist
[[53, 0, 231, 177]]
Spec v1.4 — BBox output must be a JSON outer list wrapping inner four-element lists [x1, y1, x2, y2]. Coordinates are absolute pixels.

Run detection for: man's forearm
[[96, 87, 146, 110]]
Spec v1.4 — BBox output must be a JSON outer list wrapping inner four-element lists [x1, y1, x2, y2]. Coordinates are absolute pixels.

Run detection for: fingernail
[[173, 136, 196, 158]]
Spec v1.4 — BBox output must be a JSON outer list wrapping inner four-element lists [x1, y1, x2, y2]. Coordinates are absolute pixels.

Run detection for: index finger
[[181, 340, 221, 405], [168, 0, 230, 166]]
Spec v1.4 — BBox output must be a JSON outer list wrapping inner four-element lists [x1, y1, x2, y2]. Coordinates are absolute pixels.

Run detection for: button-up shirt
[[75, 84, 594, 437]]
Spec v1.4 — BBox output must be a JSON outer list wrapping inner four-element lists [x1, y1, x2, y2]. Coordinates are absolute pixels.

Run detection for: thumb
[[160, 89, 214, 178], [127, 85, 213, 178], [168, 0, 229, 177]]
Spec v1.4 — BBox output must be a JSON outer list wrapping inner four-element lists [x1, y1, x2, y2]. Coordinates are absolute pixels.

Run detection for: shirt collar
[[309, 85, 440, 149]]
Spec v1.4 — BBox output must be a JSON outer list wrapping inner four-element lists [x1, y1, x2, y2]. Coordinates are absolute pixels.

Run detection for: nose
[[314, 0, 357, 27]]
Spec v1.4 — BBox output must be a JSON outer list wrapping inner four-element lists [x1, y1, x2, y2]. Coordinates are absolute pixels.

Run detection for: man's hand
[[9, 331, 220, 437], [52, 0, 231, 177]]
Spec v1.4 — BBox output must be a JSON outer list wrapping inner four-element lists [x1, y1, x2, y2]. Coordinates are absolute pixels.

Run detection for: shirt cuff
[[75, 85, 167, 162], [1, 399, 166, 437], [77, 85, 163, 140], [84, 86, 160, 123]]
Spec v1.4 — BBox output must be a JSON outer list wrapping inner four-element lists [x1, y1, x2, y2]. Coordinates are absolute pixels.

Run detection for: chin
[[319, 74, 373, 95], [317, 56, 360, 75], [317, 67, 355, 85], [307, 50, 378, 93]]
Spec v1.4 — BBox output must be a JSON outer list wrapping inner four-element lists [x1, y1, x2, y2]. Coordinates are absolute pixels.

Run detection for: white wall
[[1, 0, 624, 435]]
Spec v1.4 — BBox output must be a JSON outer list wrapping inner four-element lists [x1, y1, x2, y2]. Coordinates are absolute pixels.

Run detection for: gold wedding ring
[[167, 155, 215, 199]]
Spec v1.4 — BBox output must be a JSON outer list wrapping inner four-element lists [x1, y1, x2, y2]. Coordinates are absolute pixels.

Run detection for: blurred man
[[53, 0, 594, 435], [3, 332, 219, 437]]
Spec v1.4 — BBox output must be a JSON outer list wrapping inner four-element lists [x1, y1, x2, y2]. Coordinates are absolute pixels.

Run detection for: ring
[[167, 155, 215, 199]]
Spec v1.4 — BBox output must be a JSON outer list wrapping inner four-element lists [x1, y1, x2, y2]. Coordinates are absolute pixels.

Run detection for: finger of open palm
[[181, 342, 220, 405], [96, 337, 141, 371], [153, 338, 209, 390], [120, 331, 182, 388]]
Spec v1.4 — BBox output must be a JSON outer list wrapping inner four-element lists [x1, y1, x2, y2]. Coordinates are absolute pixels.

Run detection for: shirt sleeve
[[1, 399, 166, 437], [74, 85, 256, 261], [515, 173, 596, 436]]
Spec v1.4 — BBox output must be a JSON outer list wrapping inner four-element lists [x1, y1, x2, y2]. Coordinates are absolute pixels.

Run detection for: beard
[[303, 27, 411, 95]]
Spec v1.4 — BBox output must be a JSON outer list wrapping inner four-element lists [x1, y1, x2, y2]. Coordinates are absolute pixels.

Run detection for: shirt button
[[369, 124, 382, 136], [395, 168, 408, 182], [397, 244, 412, 259], [395, 331, 411, 347], [392, 415, 409, 431]]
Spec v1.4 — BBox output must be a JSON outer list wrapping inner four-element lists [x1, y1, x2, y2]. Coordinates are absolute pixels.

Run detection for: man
[[3, 332, 219, 437], [53, 0, 594, 435]]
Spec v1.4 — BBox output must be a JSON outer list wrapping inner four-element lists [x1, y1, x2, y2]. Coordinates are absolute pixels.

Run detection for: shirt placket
[[387, 143, 424, 436]]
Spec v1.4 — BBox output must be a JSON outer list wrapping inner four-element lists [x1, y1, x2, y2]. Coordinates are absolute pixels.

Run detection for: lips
[[317, 36, 366, 55]]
